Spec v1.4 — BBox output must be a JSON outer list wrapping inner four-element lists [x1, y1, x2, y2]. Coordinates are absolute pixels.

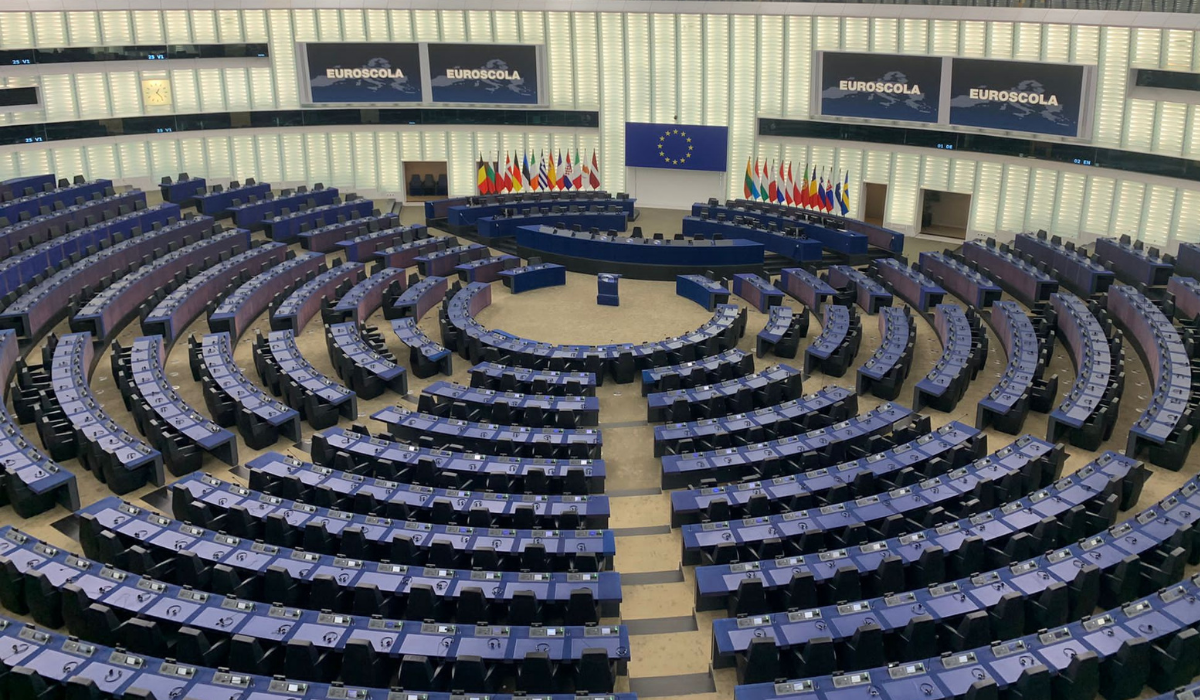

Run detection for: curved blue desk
[[515, 225, 764, 280]]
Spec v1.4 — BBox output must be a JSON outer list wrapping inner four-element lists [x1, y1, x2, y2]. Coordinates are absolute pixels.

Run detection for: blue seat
[[143, 241, 287, 345], [419, 380, 600, 428], [642, 348, 755, 396], [962, 238, 1059, 306], [825, 265, 893, 314], [1, 526, 629, 691], [470, 361, 597, 397], [755, 305, 807, 359], [167, 474, 616, 571], [670, 421, 983, 527], [1015, 231, 1114, 296], [269, 260, 365, 333]]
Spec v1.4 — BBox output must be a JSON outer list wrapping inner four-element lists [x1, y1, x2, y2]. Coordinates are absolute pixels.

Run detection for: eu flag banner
[[625, 123, 729, 172]]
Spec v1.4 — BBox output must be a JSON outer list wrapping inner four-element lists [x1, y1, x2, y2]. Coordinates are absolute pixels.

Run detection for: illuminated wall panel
[[1052, 172, 1086, 238], [1082, 176, 1115, 235], [653, 14, 678, 123]]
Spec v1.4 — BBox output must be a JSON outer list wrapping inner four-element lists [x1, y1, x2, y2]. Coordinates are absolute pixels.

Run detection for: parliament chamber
[[0, 4, 1200, 700]]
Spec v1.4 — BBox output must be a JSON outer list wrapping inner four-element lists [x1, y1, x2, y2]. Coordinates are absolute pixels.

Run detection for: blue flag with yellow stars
[[625, 122, 729, 172]]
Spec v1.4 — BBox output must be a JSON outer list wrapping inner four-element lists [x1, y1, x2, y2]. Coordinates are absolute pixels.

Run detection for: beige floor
[[1, 200, 1192, 700]]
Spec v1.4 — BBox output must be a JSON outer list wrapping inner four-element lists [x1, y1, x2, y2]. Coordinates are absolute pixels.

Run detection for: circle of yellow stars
[[658, 128, 694, 166]]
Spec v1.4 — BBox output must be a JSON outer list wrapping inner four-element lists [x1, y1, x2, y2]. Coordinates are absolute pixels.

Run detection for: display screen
[[304, 42, 423, 104], [819, 52, 943, 124], [948, 58, 1089, 137], [427, 43, 540, 105]]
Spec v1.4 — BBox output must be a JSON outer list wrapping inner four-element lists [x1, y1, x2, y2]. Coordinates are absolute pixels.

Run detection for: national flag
[[506, 153, 520, 193], [767, 160, 778, 203], [589, 149, 601, 189], [839, 171, 850, 215], [492, 155, 503, 193], [572, 149, 584, 189], [826, 178, 836, 213], [743, 158, 759, 200], [799, 167, 809, 209], [538, 151, 549, 190], [808, 167, 819, 209], [556, 151, 565, 189], [758, 159, 770, 202], [547, 150, 558, 191], [522, 153, 533, 191], [499, 153, 511, 193], [581, 152, 592, 190], [783, 163, 794, 206], [776, 161, 787, 204], [562, 151, 574, 190], [477, 155, 491, 195]]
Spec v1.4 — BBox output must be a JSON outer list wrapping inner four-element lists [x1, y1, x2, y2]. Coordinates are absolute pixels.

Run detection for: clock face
[[141, 79, 171, 106]]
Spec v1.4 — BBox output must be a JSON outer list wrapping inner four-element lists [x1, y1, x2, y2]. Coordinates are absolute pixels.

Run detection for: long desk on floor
[[1094, 235, 1175, 287], [1107, 283, 1198, 470], [515, 225, 764, 279], [691, 203, 870, 256], [1014, 231, 1114, 296], [445, 193, 633, 227], [918, 251, 1003, 308], [477, 209, 629, 238], [159, 175, 205, 205], [1169, 275, 1200, 320], [729, 198, 905, 253], [962, 239, 1059, 306], [680, 217, 823, 262], [872, 257, 945, 311], [194, 182, 270, 217]]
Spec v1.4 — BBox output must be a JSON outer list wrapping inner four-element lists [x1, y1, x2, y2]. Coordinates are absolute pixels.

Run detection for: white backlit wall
[[0, 126, 595, 202], [1, 8, 1200, 244]]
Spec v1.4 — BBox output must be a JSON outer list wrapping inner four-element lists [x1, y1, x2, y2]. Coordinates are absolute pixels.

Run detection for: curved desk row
[[442, 281, 747, 383], [681, 216, 823, 262], [515, 225, 764, 280], [188, 332, 302, 449], [918, 250, 1002, 309]]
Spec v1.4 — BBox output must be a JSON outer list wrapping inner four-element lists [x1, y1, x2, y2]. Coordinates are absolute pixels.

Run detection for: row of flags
[[477, 150, 601, 195], [744, 159, 850, 216]]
